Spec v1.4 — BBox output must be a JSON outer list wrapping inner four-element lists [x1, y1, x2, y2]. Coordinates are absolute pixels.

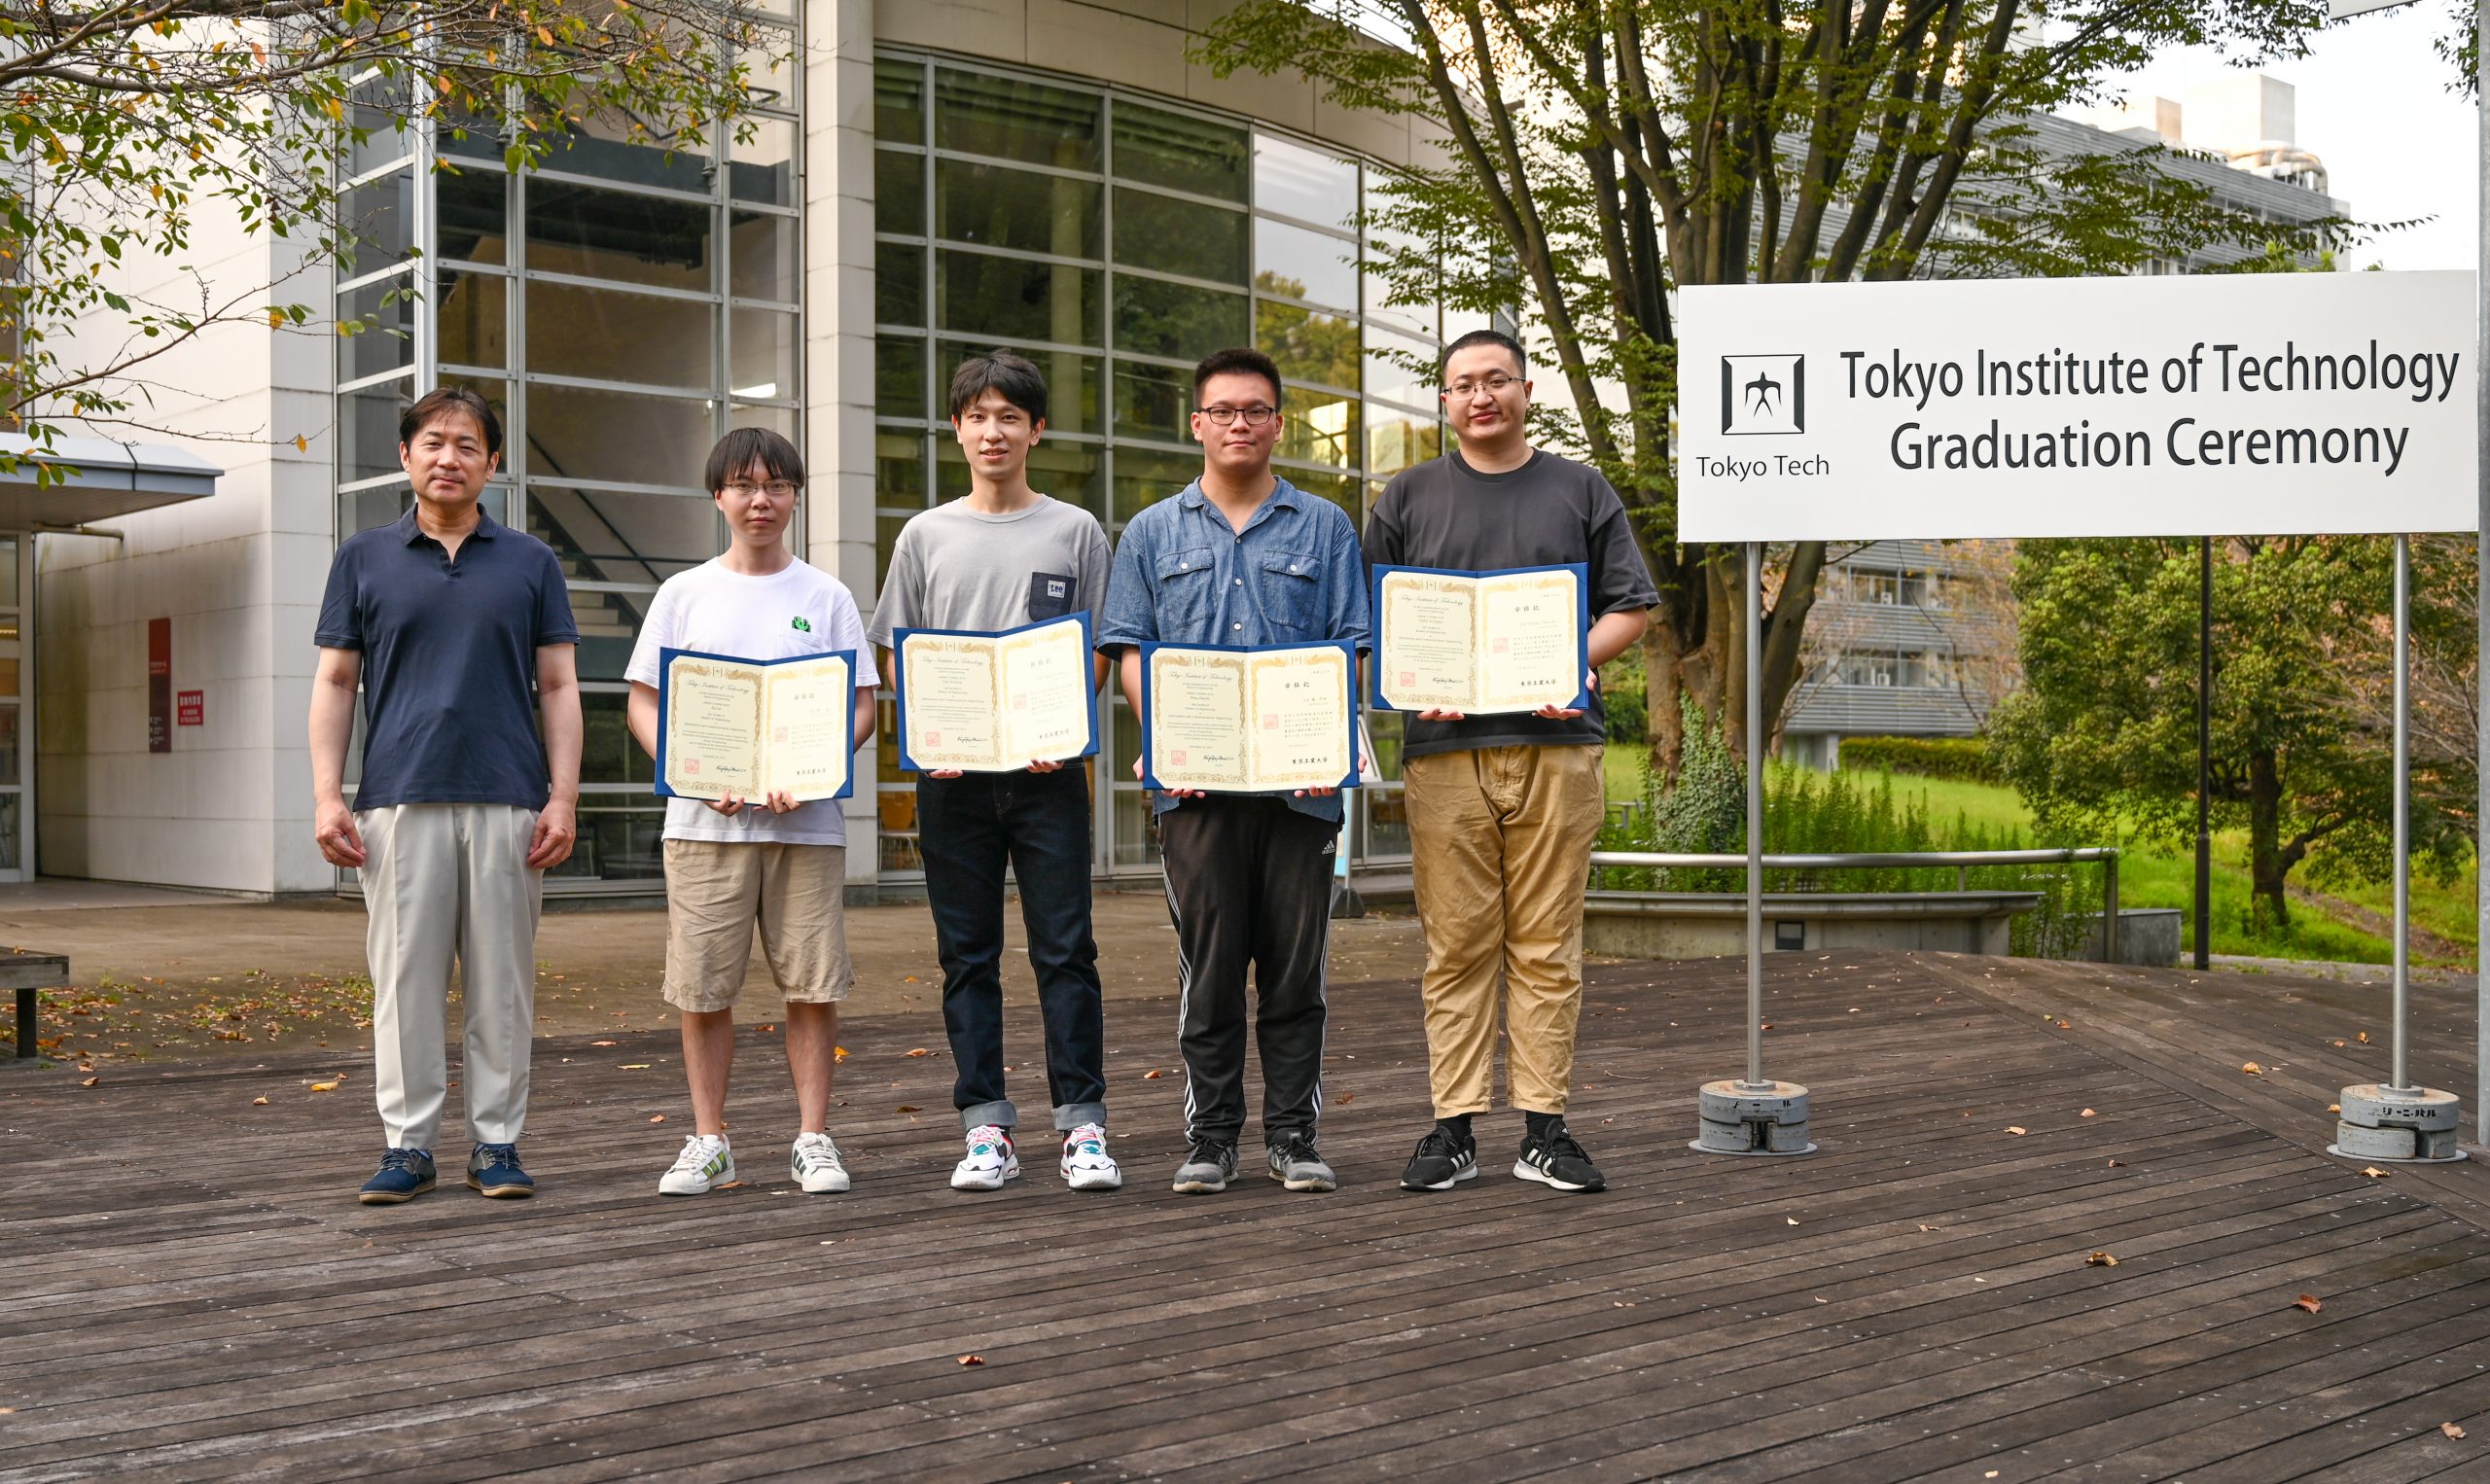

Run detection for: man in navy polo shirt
[[1098, 346, 1370, 1195], [310, 387, 582, 1204]]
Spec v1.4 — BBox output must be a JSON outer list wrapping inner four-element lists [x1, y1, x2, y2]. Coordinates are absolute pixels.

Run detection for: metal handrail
[[1587, 846, 2123, 962]]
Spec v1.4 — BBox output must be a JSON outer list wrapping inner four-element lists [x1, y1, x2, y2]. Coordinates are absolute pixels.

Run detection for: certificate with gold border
[[1371, 562, 1589, 714], [654, 647, 855, 802], [1140, 640, 1357, 793], [894, 613, 1098, 773]]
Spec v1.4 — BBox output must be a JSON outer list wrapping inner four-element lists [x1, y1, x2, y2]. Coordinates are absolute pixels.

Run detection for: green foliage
[[2, 2, 771, 476], [1834, 736, 1997, 783]]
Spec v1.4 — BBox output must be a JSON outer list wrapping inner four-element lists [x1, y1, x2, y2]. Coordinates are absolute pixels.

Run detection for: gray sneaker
[[1171, 1140, 1238, 1194], [1267, 1134, 1336, 1192]]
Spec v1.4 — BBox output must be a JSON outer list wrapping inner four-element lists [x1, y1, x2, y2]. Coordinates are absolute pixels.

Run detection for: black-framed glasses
[[1443, 372, 1521, 398], [1194, 405, 1277, 426]]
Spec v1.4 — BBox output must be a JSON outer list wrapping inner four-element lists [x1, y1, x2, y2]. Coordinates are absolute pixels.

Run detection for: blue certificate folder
[[1138, 638, 1361, 794], [652, 646, 857, 801], [1369, 562, 1592, 713], [891, 611, 1100, 775]]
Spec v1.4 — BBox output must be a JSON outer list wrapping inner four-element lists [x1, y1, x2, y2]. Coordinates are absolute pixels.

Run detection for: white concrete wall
[[34, 187, 333, 895]]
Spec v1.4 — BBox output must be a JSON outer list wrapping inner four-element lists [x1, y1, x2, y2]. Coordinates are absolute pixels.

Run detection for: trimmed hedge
[[1835, 734, 1997, 782]]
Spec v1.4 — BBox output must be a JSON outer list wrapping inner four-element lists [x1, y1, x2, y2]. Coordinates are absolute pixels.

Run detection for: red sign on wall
[[148, 618, 171, 754], [177, 690, 203, 727]]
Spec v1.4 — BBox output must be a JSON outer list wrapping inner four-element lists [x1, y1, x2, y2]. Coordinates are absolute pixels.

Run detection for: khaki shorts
[[661, 839, 853, 1012]]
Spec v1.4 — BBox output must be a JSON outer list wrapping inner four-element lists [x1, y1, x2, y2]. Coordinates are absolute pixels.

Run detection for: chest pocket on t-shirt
[[1027, 571, 1076, 621], [1257, 549, 1323, 635], [1155, 546, 1217, 633]]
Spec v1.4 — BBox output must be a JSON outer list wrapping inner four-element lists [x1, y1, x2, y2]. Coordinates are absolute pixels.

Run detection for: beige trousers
[[1404, 744, 1605, 1116], [358, 803, 543, 1151]]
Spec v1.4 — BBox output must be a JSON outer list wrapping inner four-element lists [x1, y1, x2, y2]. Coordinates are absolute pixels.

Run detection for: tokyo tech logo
[[1722, 353, 1805, 436]]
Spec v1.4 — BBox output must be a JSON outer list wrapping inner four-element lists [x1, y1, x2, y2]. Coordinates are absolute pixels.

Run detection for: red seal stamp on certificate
[[926, 730, 942, 748], [772, 724, 788, 743], [1492, 637, 1510, 654], [1397, 671, 1414, 689], [1170, 749, 1188, 766], [1262, 712, 1278, 729], [684, 758, 700, 775]]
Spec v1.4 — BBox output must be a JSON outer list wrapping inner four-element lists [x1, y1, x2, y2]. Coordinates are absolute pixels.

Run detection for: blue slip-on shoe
[[466, 1143, 536, 1198], [359, 1148, 436, 1205]]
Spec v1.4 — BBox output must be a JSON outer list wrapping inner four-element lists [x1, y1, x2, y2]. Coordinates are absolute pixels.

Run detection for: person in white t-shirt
[[623, 429, 879, 1197]]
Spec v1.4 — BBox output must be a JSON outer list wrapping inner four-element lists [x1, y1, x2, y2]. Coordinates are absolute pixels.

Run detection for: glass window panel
[[336, 273, 415, 384], [938, 250, 1100, 346], [1367, 406, 1441, 477], [1365, 270, 1436, 339], [1365, 783, 1410, 854], [935, 69, 1100, 172], [526, 279, 716, 391], [525, 180, 714, 293], [1276, 391, 1358, 472], [1113, 277, 1246, 361], [730, 116, 798, 206], [580, 689, 654, 788], [1282, 464, 1359, 516], [340, 483, 411, 537], [935, 339, 1100, 435], [876, 240, 924, 326], [0, 539, 19, 607], [877, 336, 926, 421], [1113, 188, 1246, 285], [442, 374, 513, 454], [556, 805, 667, 881], [525, 487, 716, 583], [729, 404, 797, 442], [1364, 326, 1437, 408], [876, 59, 924, 145], [937, 160, 1101, 259], [877, 512, 913, 590], [738, 32, 798, 115], [339, 167, 414, 272], [348, 75, 416, 176], [729, 210, 800, 302], [730, 306, 798, 402], [437, 167, 510, 266], [439, 100, 499, 162], [1111, 102, 1247, 203], [547, 104, 711, 194], [1255, 217, 1357, 310], [876, 149, 926, 237], [0, 703, 18, 785], [937, 440, 1102, 514], [1113, 448, 1200, 526], [524, 385, 714, 486], [1363, 211, 1438, 336], [436, 269, 508, 371], [1112, 361, 1191, 444], [1256, 300, 1359, 393], [1111, 784, 1159, 866], [1254, 134, 1357, 231], [878, 430, 928, 502]]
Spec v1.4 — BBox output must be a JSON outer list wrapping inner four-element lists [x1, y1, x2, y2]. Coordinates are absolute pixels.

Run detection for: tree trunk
[[2247, 748, 2291, 929], [1646, 543, 1828, 780]]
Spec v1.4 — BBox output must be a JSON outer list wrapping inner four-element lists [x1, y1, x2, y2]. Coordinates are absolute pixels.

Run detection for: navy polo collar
[[395, 501, 503, 547]]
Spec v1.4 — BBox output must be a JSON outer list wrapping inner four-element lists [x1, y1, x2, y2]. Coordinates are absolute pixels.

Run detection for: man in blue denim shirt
[[1098, 347, 1370, 1196]]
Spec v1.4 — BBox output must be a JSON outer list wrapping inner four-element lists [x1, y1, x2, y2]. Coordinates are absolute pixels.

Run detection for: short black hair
[[1440, 328, 1528, 380], [1192, 346, 1284, 410], [947, 348, 1049, 423], [400, 386, 503, 457], [703, 427, 806, 495]]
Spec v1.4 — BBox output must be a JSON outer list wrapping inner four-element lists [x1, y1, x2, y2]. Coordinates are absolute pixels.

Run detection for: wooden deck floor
[[5, 950, 2489, 1481]]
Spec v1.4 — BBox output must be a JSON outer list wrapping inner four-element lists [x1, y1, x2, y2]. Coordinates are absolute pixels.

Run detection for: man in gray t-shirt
[[870, 350, 1121, 1195]]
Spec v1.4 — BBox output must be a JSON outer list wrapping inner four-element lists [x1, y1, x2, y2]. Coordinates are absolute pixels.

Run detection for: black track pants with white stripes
[[1157, 795, 1336, 1148]]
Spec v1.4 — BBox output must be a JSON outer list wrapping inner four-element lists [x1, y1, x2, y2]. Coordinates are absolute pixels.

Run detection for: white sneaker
[[950, 1124, 1019, 1191], [791, 1132, 850, 1193], [658, 1132, 733, 1196], [1059, 1123, 1122, 1191]]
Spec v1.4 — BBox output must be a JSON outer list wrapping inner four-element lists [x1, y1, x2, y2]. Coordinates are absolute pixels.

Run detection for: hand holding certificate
[[1372, 563, 1590, 715], [656, 648, 856, 802], [895, 614, 1099, 773], [1142, 640, 1357, 794]]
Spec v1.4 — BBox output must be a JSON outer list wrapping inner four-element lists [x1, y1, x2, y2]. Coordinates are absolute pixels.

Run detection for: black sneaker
[[358, 1148, 436, 1205], [1514, 1121, 1606, 1192], [1266, 1134, 1336, 1192], [1400, 1127, 1478, 1191], [1171, 1140, 1238, 1194]]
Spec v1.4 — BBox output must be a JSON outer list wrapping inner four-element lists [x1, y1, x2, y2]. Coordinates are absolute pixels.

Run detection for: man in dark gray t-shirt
[[1363, 330, 1657, 1197]]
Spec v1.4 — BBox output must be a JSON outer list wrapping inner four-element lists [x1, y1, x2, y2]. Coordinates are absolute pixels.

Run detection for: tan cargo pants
[[1403, 744, 1605, 1116]]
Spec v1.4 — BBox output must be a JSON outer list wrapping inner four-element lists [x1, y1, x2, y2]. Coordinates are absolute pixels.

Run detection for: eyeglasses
[[1194, 405, 1277, 426], [1443, 372, 1521, 398], [723, 479, 800, 499]]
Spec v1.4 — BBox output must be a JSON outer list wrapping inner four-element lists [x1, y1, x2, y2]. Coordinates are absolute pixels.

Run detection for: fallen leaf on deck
[[2294, 1293, 2323, 1314], [1142, 1069, 1164, 1079], [590, 1040, 618, 1046], [895, 1105, 921, 1113], [2332, 1040, 2347, 1048], [1918, 1223, 1937, 1232], [957, 1355, 984, 1366], [1339, 1093, 1354, 1104], [648, 1114, 666, 1123], [2241, 1062, 2263, 1075], [2080, 1109, 2098, 1118], [1760, 1022, 1773, 1031], [251, 1096, 268, 1107], [2362, 1166, 2392, 1179], [715, 1181, 744, 1190], [2441, 1422, 2466, 1440], [620, 1064, 651, 1070], [835, 1046, 848, 1061], [1786, 1218, 1798, 1226], [905, 1047, 930, 1058], [2056, 1019, 2071, 1029], [2329, 1103, 2341, 1113], [2106, 1159, 2124, 1167], [79, 1077, 98, 1088], [2086, 1251, 2117, 1267], [2006, 1126, 2028, 1136], [308, 1079, 338, 1092], [2358, 1031, 2370, 1043]]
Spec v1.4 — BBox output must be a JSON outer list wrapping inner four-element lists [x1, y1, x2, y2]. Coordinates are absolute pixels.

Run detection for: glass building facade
[[334, 33, 1463, 889]]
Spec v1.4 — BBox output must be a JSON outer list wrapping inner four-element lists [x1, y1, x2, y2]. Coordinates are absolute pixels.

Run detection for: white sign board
[[1677, 271, 2476, 540]]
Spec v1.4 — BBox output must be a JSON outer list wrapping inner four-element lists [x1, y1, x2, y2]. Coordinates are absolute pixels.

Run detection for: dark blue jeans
[[916, 767, 1107, 1133]]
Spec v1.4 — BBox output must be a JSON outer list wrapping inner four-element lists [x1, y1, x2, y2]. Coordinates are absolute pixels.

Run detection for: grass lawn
[[1602, 746, 2460, 965]]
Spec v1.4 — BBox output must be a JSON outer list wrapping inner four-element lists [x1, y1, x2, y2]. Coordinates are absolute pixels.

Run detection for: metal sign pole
[[1692, 542, 1814, 1155], [2477, 0, 2489, 1148], [2333, 533, 2466, 1160]]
